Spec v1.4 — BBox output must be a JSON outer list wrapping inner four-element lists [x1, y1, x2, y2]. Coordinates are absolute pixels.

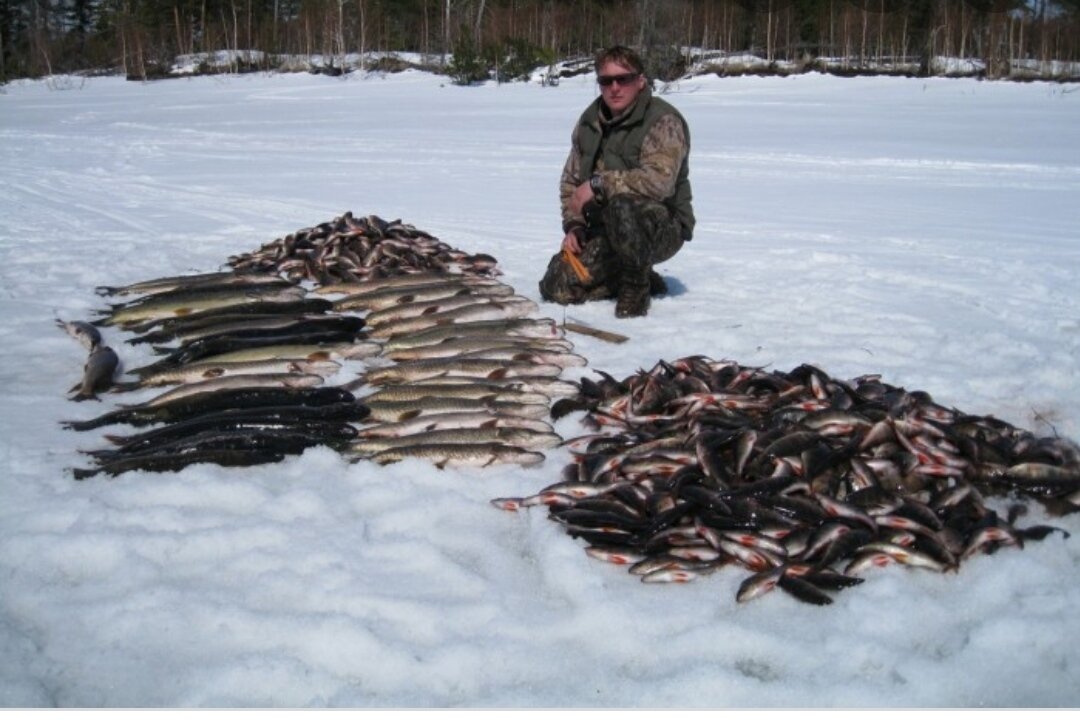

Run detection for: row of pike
[[59, 213, 589, 476]]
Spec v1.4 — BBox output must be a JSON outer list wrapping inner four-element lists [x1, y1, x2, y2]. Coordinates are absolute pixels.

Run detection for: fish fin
[[307, 351, 332, 361], [71, 466, 100, 480], [487, 369, 508, 380], [399, 410, 421, 421], [435, 460, 448, 470], [102, 434, 125, 445], [109, 380, 141, 392], [68, 381, 81, 393], [202, 368, 226, 379], [480, 418, 498, 429], [174, 308, 193, 316], [421, 306, 441, 316], [396, 294, 416, 304]]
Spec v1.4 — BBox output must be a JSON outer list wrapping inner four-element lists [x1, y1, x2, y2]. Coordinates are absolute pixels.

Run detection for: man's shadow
[[659, 275, 687, 297]]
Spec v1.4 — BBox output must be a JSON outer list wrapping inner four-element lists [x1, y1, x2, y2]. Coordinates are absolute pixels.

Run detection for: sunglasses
[[597, 72, 640, 88]]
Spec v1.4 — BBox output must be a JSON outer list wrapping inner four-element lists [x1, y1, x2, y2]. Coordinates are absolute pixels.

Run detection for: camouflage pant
[[538, 195, 685, 305]]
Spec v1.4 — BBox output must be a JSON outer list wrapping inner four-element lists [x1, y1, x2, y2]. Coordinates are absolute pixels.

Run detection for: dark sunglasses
[[597, 72, 640, 88]]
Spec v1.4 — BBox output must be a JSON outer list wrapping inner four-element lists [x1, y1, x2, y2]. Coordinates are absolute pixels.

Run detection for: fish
[[367, 442, 545, 468], [56, 318, 101, 350], [364, 359, 563, 386], [360, 291, 516, 327], [189, 340, 382, 365], [364, 397, 550, 423], [383, 335, 574, 362], [97, 285, 308, 327], [367, 298, 538, 339], [69, 345, 120, 401], [381, 318, 563, 352], [62, 386, 358, 431], [95, 271, 287, 298], [111, 358, 342, 391], [345, 426, 562, 456], [356, 411, 554, 439], [333, 281, 514, 312], [364, 383, 549, 406], [494, 353, 1080, 605], [72, 447, 290, 479], [137, 373, 326, 407]]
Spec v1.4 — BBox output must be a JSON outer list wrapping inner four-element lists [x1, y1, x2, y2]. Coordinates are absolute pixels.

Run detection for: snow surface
[[1, 69, 1079, 708]]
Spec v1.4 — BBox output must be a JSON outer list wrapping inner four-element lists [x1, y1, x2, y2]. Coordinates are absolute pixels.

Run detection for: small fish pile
[[493, 356, 1079, 605], [63, 269, 375, 478], [227, 211, 499, 284], [325, 270, 586, 468]]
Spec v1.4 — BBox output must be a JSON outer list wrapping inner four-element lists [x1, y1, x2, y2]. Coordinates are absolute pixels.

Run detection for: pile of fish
[[61, 212, 588, 475], [62, 269, 376, 478], [492, 356, 1079, 605], [227, 211, 499, 284], [321, 270, 586, 468]]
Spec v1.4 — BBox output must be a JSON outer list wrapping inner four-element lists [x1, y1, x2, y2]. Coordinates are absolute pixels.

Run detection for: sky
[[1, 66, 1079, 708]]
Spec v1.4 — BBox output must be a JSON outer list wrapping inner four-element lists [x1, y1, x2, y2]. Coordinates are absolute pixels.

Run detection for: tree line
[[2, 0, 1079, 84]]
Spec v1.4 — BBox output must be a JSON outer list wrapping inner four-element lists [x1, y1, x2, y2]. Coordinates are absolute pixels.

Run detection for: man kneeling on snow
[[539, 45, 695, 318]]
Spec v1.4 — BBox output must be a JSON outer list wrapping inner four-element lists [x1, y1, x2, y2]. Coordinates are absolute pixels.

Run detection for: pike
[[409, 374, 579, 398], [333, 281, 514, 312], [100, 402, 370, 450], [345, 426, 562, 456], [314, 272, 503, 296], [369, 299, 538, 339], [363, 292, 521, 327], [364, 397, 550, 423], [457, 346, 588, 368], [367, 442, 545, 468], [97, 286, 307, 327], [121, 298, 335, 335], [381, 318, 563, 351], [95, 270, 287, 298], [137, 373, 326, 407], [152, 314, 364, 346], [72, 447, 289, 479], [191, 340, 382, 364], [384, 335, 574, 362], [112, 358, 341, 390], [364, 359, 563, 386], [364, 382, 549, 405], [109, 278, 298, 310], [62, 386, 357, 431], [129, 330, 368, 375], [356, 411, 554, 439]]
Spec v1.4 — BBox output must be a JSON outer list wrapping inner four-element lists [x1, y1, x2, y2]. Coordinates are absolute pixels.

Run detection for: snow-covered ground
[[1, 68, 1079, 708]]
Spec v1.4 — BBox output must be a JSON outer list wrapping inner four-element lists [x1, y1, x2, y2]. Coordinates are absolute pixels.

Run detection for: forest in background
[[2, 0, 1079, 84]]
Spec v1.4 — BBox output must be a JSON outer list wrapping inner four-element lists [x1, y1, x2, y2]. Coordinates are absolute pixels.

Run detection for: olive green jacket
[[560, 86, 695, 239]]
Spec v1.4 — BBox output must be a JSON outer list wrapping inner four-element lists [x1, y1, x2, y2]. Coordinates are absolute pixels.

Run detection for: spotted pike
[[95, 271, 286, 298], [381, 318, 563, 352], [364, 383, 549, 405], [384, 335, 574, 362], [113, 358, 341, 391], [97, 285, 307, 327], [364, 397, 550, 423], [356, 411, 554, 439], [365, 359, 562, 386], [346, 426, 561, 456], [193, 340, 382, 364], [368, 299, 538, 339], [333, 281, 514, 312], [367, 442, 545, 468]]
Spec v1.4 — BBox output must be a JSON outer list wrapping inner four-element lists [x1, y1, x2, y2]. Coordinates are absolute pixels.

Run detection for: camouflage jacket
[[560, 86, 695, 239]]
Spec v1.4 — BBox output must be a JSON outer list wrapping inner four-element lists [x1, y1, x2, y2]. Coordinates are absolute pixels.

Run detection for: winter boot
[[615, 277, 651, 318], [648, 270, 667, 297]]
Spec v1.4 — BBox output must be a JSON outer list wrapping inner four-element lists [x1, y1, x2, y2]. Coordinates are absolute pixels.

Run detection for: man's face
[[597, 59, 646, 116]]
